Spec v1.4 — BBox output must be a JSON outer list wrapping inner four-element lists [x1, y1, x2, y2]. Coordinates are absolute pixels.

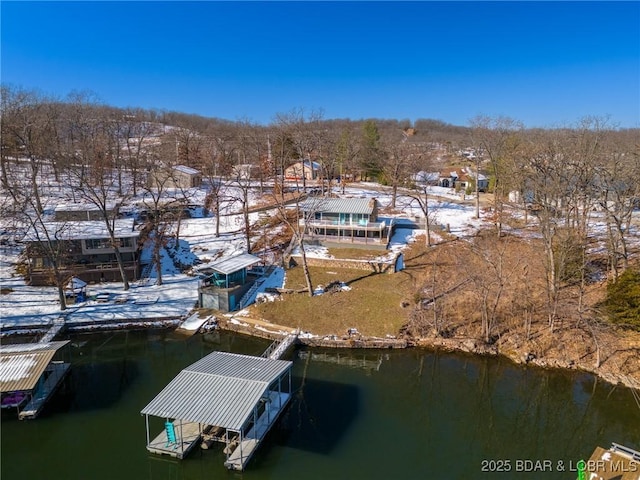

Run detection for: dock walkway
[[40, 317, 66, 343], [224, 390, 290, 471], [262, 331, 299, 360], [146, 421, 203, 459], [19, 362, 71, 420]]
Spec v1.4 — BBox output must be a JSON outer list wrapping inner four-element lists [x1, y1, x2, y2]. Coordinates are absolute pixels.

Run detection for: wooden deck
[[19, 362, 70, 420], [224, 391, 291, 471], [146, 421, 203, 459], [585, 444, 640, 480]]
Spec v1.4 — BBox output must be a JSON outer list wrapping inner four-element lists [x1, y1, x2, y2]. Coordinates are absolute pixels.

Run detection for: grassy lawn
[[251, 263, 418, 337], [326, 247, 389, 260]]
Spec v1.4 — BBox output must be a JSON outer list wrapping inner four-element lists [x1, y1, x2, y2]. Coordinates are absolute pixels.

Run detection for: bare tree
[[470, 115, 523, 238], [467, 234, 521, 344], [274, 108, 325, 194], [382, 131, 412, 209], [3, 160, 69, 309], [597, 130, 639, 278], [333, 126, 360, 194]]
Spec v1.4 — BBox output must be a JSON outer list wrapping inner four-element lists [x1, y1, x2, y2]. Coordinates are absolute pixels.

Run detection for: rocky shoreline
[[3, 314, 637, 391], [410, 335, 640, 392], [217, 317, 640, 391]]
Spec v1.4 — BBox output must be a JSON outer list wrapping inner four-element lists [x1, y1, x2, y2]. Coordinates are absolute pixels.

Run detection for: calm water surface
[[1, 330, 638, 480]]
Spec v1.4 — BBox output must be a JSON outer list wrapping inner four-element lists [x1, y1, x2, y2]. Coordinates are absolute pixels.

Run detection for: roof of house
[[24, 218, 139, 242], [287, 160, 321, 170], [440, 167, 488, 182], [140, 351, 292, 430], [54, 202, 118, 212], [300, 197, 376, 215], [0, 341, 70, 392], [173, 165, 200, 175]]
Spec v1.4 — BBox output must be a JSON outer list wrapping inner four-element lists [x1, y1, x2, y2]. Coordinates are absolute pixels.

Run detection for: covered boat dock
[[0, 341, 71, 419], [141, 350, 292, 470]]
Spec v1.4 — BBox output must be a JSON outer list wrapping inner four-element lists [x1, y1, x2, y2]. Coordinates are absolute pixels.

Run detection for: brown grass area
[[326, 248, 388, 260], [251, 228, 640, 386], [252, 265, 415, 337]]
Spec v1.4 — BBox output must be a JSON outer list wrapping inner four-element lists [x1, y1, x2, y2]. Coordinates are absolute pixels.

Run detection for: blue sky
[[2, 1, 639, 127]]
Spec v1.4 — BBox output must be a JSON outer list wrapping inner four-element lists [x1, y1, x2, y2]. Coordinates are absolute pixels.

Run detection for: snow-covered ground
[[1, 183, 479, 329], [3, 181, 634, 331]]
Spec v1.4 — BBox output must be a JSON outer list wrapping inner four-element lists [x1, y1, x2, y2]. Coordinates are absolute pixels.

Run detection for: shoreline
[[217, 316, 640, 391], [2, 315, 638, 391]]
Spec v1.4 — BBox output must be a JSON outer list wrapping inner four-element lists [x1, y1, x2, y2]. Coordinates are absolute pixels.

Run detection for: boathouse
[[141, 350, 292, 471], [0, 341, 71, 419], [197, 253, 262, 312]]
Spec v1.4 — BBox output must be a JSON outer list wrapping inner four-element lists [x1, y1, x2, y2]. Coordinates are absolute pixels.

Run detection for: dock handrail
[[261, 332, 298, 360], [611, 443, 640, 462]]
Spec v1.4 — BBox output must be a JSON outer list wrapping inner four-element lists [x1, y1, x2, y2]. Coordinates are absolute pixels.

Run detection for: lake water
[[1, 330, 638, 480]]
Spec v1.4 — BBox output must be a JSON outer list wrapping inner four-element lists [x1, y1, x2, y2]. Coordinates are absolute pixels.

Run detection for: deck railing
[[300, 219, 386, 230]]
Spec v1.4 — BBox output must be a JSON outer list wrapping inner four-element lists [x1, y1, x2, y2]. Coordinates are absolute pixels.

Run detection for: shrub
[[604, 269, 640, 330]]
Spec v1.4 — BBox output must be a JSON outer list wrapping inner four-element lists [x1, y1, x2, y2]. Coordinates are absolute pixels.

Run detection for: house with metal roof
[[0, 341, 71, 419], [299, 197, 394, 249], [197, 253, 263, 312], [141, 350, 292, 471], [24, 218, 140, 286]]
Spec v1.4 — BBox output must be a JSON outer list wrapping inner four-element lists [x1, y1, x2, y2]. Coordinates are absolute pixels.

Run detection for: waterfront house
[[24, 218, 141, 285], [299, 197, 393, 248], [197, 253, 263, 312]]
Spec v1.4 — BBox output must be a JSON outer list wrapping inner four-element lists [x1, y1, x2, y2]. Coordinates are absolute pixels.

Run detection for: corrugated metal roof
[[209, 253, 261, 275], [24, 219, 139, 242], [300, 197, 375, 215], [0, 341, 69, 392], [141, 351, 292, 430], [173, 165, 200, 175]]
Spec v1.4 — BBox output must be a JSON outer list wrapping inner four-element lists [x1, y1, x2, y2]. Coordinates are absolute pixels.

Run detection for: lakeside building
[[24, 218, 141, 286], [197, 253, 263, 312], [299, 197, 393, 249]]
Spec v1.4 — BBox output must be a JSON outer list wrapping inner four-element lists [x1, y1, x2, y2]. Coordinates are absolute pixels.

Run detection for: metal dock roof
[[0, 341, 70, 392], [141, 351, 292, 431], [208, 253, 261, 275]]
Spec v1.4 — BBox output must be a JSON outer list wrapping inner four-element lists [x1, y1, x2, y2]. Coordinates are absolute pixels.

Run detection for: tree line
[[1, 85, 638, 331]]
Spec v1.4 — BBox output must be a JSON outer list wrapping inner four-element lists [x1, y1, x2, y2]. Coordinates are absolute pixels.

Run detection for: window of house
[[119, 237, 133, 248], [85, 238, 111, 249]]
